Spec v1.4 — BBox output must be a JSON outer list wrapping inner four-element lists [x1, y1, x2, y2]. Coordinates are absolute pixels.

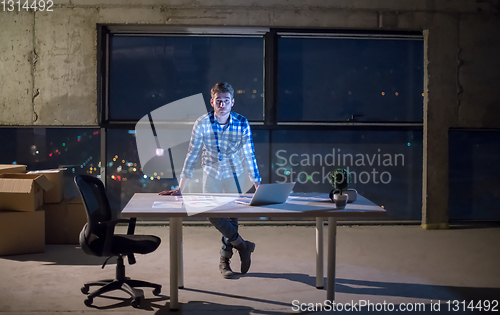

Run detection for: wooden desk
[[121, 193, 385, 310]]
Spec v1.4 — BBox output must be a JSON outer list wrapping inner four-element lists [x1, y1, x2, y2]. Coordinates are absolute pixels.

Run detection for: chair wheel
[[131, 298, 141, 308], [153, 287, 161, 296], [84, 297, 93, 306], [81, 286, 89, 294]]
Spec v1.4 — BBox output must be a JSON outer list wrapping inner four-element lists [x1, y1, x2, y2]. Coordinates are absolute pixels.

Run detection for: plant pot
[[333, 193, 348, 209], [329, 189, 357, 203]]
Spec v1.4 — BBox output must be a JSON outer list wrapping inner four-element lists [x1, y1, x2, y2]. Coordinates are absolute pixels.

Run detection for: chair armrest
[[99, 218, 136, 255], [100, 218, 136, 233], [100, 218, 133, 227], [127, 218, 136, 235], [106, 217, 136, 234]]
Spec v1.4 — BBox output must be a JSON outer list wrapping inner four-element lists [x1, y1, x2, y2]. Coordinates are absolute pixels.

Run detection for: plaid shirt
[[180, 111, 261, 182]]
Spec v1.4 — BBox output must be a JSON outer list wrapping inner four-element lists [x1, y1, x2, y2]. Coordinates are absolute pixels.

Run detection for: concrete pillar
[[422, 13, 459, 229]]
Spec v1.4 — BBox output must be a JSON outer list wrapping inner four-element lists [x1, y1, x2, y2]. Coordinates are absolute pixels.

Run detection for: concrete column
[[422, 13, 459, 229]]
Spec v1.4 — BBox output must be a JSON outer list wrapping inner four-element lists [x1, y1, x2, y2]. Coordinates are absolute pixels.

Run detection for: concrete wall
[[1, 0, 500, 226]]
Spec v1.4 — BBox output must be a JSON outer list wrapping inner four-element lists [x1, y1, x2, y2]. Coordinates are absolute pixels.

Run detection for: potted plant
[[328, 168, 350, 209]]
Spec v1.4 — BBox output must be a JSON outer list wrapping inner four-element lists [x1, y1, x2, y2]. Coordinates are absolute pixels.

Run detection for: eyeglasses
[[213, 98, 232, 105]]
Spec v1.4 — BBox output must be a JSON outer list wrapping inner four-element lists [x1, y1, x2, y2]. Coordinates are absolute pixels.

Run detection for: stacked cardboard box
[[28, 169, 64, 204], [0, 173, 53, 211], [0, 165, 50, 256], [0, 211, 45, 256], [0, 164, 27, 175], [44, 196, 87, 244], [29, 169, 87, 244]]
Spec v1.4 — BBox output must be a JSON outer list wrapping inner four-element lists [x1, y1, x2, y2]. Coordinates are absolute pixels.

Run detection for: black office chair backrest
[[74, 175, 113, 256]]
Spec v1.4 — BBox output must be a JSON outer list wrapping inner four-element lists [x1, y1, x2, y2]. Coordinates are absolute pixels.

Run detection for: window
[[0, 127, 101, 199], [449, 129, 500, 221], [277, 33, 423, 122], [271, 129, 423, 220], [108, 34, 265, 122], [105, 128, 270, 217], [102, 27, 424, 221]]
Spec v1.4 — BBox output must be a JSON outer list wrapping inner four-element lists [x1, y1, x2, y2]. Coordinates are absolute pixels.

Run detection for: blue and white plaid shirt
[[180, 111, 261, 182]]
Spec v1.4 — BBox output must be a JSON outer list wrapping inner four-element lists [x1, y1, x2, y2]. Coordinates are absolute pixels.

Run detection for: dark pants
[[203, 173, 245, 258]]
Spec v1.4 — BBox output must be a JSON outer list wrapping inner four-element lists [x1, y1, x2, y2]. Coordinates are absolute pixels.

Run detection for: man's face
[[210, 92, 234, 117]]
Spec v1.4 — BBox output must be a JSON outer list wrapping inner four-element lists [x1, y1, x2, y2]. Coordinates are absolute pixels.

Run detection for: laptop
[[235, 182, 296, 206]]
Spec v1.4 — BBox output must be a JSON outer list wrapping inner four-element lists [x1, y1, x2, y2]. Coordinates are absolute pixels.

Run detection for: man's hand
[[159, 178, 188, 196], [158, 188, 181, 196]]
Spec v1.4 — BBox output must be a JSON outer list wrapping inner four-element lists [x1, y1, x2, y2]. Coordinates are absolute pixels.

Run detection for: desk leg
[[315, 217, 324, 289], [169, 217, 181, 310], [178, 218, 184, 289], [327, 217, 337, 302]]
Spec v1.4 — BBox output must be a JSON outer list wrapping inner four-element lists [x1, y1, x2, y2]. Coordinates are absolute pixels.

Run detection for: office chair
[[74, 175, 162, 308]]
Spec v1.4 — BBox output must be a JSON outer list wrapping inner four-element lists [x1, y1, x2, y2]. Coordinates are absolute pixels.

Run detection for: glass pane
[[277, 36, 424, 122], [251, 129, 270, 186], [271, 129, 423, 220], [109, 36, 264, 122], [106, 128, 182, 214], [449, 130, 500, 221], [0, 128, 101, 199], [106, 127, 269, 219]]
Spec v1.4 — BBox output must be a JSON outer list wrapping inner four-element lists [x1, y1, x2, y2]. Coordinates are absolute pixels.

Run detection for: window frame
[[99, 25, 423, 127], [98, 25, 269, 126], [98, 25, 424, 222]]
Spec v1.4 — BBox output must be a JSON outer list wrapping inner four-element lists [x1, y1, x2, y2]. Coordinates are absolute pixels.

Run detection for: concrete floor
[[0, 224, 499, 315]]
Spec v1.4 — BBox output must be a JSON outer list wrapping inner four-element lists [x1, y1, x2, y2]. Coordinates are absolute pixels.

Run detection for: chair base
[[81, 256, 161, 307]]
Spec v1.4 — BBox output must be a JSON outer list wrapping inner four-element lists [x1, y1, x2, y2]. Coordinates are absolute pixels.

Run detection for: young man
[[159, 82, 261, 279]]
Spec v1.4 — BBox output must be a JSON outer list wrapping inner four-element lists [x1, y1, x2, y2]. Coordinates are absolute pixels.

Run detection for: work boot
[[219, 257, 235, 279], [235, 241, 255, 274]]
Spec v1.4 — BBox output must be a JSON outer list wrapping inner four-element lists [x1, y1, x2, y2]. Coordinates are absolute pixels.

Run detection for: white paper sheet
[[152, 201, 183, 208]]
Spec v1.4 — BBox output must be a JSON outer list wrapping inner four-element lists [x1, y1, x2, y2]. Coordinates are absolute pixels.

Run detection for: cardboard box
[[44, 197, 87, 244], [0, 164, 27, 174], [0, 173, 53, 212], [0, 210, 45, 256], [28, 169, 64, 204]]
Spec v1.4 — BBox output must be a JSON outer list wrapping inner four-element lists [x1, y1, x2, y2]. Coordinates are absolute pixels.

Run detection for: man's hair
[[211, 82, 234, 99]]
